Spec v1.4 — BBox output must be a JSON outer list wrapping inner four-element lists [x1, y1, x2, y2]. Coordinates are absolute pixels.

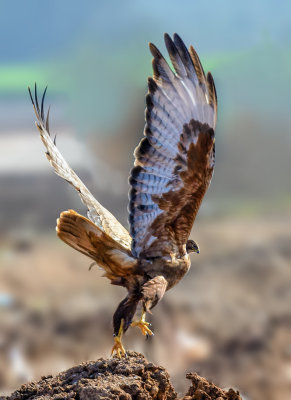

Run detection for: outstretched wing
[[29, 85, 132, 250], [129, 33, 217, 258]]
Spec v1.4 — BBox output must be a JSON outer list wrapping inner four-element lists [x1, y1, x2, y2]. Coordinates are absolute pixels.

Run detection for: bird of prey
[[29, 33, 217, 357]]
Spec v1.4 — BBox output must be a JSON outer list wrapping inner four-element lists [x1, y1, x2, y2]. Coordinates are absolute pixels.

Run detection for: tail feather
[[56, 210, 136, 282]]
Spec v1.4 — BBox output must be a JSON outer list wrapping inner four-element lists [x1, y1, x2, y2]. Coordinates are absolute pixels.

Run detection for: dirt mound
[[3, 352, 241, 400], [184, 373, 241, 400]]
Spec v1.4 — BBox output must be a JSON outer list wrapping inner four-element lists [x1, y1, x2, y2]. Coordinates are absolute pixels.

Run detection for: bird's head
[[186, 240, 200, 254]]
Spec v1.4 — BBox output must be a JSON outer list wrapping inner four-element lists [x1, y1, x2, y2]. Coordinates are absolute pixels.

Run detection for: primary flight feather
[[29, 33, 217, 357]]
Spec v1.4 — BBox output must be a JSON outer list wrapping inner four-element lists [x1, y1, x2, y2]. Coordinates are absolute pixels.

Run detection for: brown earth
[[2, 352, 241, 400], [1, 217, 291, 399]]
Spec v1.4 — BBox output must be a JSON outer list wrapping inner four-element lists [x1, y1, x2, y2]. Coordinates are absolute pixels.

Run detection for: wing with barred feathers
[[29, 85, 132, 250], [129, 33, 217, 259]]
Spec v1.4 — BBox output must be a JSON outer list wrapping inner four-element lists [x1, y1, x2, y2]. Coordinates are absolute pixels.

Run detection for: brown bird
[[29, 33, 217, 357]]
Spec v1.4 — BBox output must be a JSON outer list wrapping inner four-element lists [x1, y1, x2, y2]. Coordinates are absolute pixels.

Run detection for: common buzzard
[[29, 33, 217, 357]]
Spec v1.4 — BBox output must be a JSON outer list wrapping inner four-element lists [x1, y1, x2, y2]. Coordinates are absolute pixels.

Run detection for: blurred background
[[0, 1, 291, 399]]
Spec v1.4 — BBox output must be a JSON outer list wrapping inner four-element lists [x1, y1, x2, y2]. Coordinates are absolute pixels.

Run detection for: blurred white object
[[9, 345, 33, 383], [0, 292, 14, 308], [175, 329, 211, 361]]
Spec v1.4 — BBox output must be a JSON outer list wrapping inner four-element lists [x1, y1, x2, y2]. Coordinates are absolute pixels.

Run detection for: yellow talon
[[131, 310, 154, 336], [111, 319, 126, 358], [111, 336, 126, 358]]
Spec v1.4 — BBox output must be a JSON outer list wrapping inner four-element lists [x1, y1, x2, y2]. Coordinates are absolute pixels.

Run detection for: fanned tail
[[56, 210, 137, 284]]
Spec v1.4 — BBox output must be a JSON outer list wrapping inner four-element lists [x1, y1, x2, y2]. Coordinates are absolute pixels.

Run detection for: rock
[[2, 352, 242, 400]]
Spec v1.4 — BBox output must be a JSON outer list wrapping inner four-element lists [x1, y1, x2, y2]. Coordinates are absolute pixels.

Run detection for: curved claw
[[131, 320, 154, 336], [111, 336, 126, 358]]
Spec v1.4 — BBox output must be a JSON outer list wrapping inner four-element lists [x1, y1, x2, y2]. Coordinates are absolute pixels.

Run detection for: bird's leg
[[111, 295, 139, 357], [111, 318, 126, 358], [131, 307, 153, 337], [131, 275, 167, 337]]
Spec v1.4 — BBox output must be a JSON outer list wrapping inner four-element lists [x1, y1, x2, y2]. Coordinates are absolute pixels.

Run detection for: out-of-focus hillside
[[1, 41, 291, 234], [2, 43, 291, 127], [1, 217, 291, 399]]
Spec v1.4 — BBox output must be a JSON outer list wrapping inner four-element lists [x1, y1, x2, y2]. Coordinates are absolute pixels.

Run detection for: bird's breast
[[139, 254, 191, 291]]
